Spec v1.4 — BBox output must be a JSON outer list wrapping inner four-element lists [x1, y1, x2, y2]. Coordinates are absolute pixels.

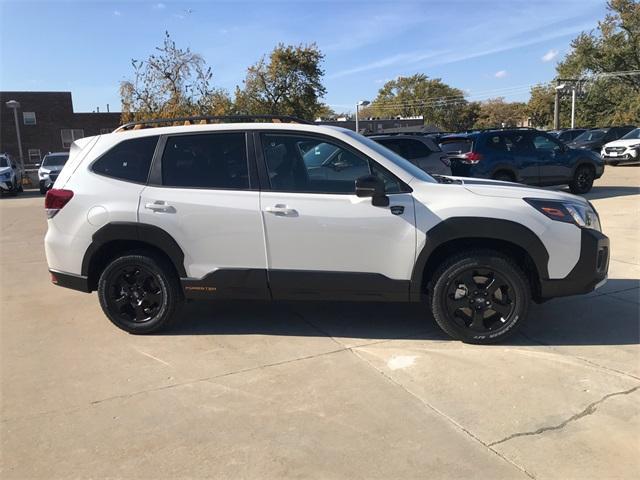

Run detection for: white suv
[[44, 116, 609, 344]]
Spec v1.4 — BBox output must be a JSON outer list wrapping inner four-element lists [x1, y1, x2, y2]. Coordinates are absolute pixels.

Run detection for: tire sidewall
[[98, 254, 178, 334], [431, 253, 529, 344], [571, 164, 594, 194]]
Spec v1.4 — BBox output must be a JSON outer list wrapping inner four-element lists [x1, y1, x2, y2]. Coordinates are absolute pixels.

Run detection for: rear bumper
[[539, 229, 609, 299], [49, 269, 91, 293]]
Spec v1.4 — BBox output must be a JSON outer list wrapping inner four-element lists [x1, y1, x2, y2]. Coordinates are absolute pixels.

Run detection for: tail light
[[45, 189, 74, 219], [439, 155, 451, 167], [462, 151, 483, 164]]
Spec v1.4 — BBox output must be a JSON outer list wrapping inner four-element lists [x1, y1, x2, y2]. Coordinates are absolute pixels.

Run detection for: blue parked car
[[439, 128, 605, 194]]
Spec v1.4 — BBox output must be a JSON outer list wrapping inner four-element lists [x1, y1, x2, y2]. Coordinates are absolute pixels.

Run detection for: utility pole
[[553, 90, 560, 130], [5, 100, 24, 169]]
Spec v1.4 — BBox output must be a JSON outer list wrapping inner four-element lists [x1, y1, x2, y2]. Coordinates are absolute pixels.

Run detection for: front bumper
[[0, 180, 15, 192], [539, 228, 609, 299]]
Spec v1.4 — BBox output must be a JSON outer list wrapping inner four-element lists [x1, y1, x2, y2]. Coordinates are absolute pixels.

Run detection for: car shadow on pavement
[[582, 185, 640, 200], [162, 279, 639, 347], [0, 189, 43, 201]]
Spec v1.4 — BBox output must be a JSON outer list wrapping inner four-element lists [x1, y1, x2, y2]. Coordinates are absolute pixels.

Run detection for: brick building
[[0, 91, 121, 167]]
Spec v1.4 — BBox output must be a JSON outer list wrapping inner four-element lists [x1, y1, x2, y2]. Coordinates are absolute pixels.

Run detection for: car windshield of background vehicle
[[43, 155, 69, 167], [575, 129, 605, 141], [0, 157, 8, 168], [621, 128, 640, 140], [343, 131, 436, 183]]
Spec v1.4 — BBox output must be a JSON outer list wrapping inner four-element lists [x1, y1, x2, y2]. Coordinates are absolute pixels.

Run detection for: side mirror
[[355, 175, 389, 207]]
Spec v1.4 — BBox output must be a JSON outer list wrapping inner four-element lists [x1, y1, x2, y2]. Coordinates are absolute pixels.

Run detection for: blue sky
[[0, 0, 607, 113]]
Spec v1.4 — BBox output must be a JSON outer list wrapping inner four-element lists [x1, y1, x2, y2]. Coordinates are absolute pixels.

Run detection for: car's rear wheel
[[98, 252, 183, 334], [569, 164, 595, 194], [429, 250, 530, 344]]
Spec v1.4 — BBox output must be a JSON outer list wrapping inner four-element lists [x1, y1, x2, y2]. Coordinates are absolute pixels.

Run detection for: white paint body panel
[[138, 187, 265, 278], [260, 192, 416, 280]]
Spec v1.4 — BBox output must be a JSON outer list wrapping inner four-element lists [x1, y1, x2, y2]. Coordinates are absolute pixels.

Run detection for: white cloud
[[541, 49, 559, 62], [113, 10, 121, 16], [494, 70, 508, 78], [154, 2, 166, 9]]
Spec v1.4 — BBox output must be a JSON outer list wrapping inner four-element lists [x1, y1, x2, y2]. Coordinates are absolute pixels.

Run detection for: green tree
[[120, 31, 232, 122], [368, 74, 479, 130], [474, 98, 527, 129], [527, 84, 556, 128], [234, 43, 326, 120]]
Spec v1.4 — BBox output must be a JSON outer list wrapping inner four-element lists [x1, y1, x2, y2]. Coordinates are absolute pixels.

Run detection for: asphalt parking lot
[[1, 167, 638, 479]]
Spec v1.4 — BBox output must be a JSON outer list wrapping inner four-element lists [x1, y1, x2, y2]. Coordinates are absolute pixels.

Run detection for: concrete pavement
[[1, 166, 638, 479]]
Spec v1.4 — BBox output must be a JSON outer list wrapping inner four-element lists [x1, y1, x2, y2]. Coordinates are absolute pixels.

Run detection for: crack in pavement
[[488, 385, 640, 447], [349, 348, 536, 479]]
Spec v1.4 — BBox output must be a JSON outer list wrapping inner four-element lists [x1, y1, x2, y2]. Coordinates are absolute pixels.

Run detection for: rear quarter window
[[92, 136, 159, 183], [439, 138, 472, 154]]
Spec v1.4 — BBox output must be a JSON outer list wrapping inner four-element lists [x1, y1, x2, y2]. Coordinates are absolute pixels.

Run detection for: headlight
[[524, 198, 601, 231], [629, 143, 640, 149], [39, 170, 50, 180]]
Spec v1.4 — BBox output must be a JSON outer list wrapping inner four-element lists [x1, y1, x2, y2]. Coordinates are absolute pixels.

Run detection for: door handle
[[265, 204, 298, 217], [144, 200, 175, 213]]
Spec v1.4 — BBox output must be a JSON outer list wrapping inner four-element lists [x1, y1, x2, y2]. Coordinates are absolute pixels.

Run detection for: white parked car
[[601, 127, 640, 165], [44, 117, 609, 344], [0, 153, 24, 196], [38, 152, 70, 194]]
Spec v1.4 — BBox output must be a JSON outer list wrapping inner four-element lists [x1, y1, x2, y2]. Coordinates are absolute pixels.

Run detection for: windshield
[[621, 128, 640, 140], [301, 142, 340, 168], [0, 157, 8, 168], [341, 130, 436, 183], [574, 129, 605, 142], [42, 154, 69, 167]]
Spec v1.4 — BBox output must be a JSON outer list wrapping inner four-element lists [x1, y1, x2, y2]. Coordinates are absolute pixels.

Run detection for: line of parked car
[[368, 125, 638, 194]]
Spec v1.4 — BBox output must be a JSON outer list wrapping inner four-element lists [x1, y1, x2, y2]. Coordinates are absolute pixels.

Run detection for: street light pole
[[570, 87, 576, 129], [5, 100, 24, 169], [355, 100, 370, 133]]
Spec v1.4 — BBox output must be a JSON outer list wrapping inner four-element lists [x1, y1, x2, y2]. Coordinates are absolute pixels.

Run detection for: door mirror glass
[[355, 175, 389, 207]]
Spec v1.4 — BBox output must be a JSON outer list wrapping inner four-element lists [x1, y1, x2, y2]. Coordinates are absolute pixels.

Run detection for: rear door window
[[402, 139, 433, 159], [161, 133, 249, 189], [92, 136, 159, 183]]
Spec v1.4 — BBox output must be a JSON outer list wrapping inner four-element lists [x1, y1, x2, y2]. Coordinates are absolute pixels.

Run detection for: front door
[[257, 132, 417, 301], [531, 132, 571, 184]]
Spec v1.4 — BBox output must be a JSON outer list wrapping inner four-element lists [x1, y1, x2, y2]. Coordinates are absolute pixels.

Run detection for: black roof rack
[[114, 114, 313, 132]]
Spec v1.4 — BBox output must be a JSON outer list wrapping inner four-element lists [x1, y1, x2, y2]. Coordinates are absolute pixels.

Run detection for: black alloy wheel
[[98, 252, 183, 334], [106, 265, 164, 323], [444, 268, 515, 334], [569, 165, 595, 194], [430, 250, 530, 344]]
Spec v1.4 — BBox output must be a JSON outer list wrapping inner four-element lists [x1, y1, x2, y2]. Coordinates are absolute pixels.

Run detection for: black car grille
[[605, 146, 626, 154]]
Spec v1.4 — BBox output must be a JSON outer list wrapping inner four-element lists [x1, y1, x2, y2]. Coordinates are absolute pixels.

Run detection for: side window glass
[[261, 134, 404, 194], [532, 134, 560, 151], [92, 136, 158, 183], [404, 139, 431, 159], [161, 133, 248, 189], [486, 134, 508, 153]]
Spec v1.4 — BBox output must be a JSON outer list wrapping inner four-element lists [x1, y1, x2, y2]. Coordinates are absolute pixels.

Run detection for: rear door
[[500, 132, 540, 184], [138, 131, 268, 298], [256, 131, 417, 301]]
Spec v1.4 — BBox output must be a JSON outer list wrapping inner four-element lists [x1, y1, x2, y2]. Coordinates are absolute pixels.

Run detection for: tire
[[17, 183, 23, 193], [429, 249, 530, 344], [40, 186, 47, 194], [492, 171, 515, 182], [569, 164, 595, 194], [609, 161, 619, 166], [98, 252, 183, 334]]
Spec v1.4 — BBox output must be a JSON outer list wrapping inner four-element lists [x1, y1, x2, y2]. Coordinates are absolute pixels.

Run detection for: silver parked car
[[38, 152, 69, 194], [369, 134, 452, 176]]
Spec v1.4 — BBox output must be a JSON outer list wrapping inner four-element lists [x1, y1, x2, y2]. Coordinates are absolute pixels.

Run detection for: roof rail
[[114, 114, 314, 132]]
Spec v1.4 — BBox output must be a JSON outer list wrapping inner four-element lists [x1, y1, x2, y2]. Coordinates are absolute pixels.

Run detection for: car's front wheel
[[569, 164, 595, 194], [429, 250, 530, 344], [98, 252, 183, 334]]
